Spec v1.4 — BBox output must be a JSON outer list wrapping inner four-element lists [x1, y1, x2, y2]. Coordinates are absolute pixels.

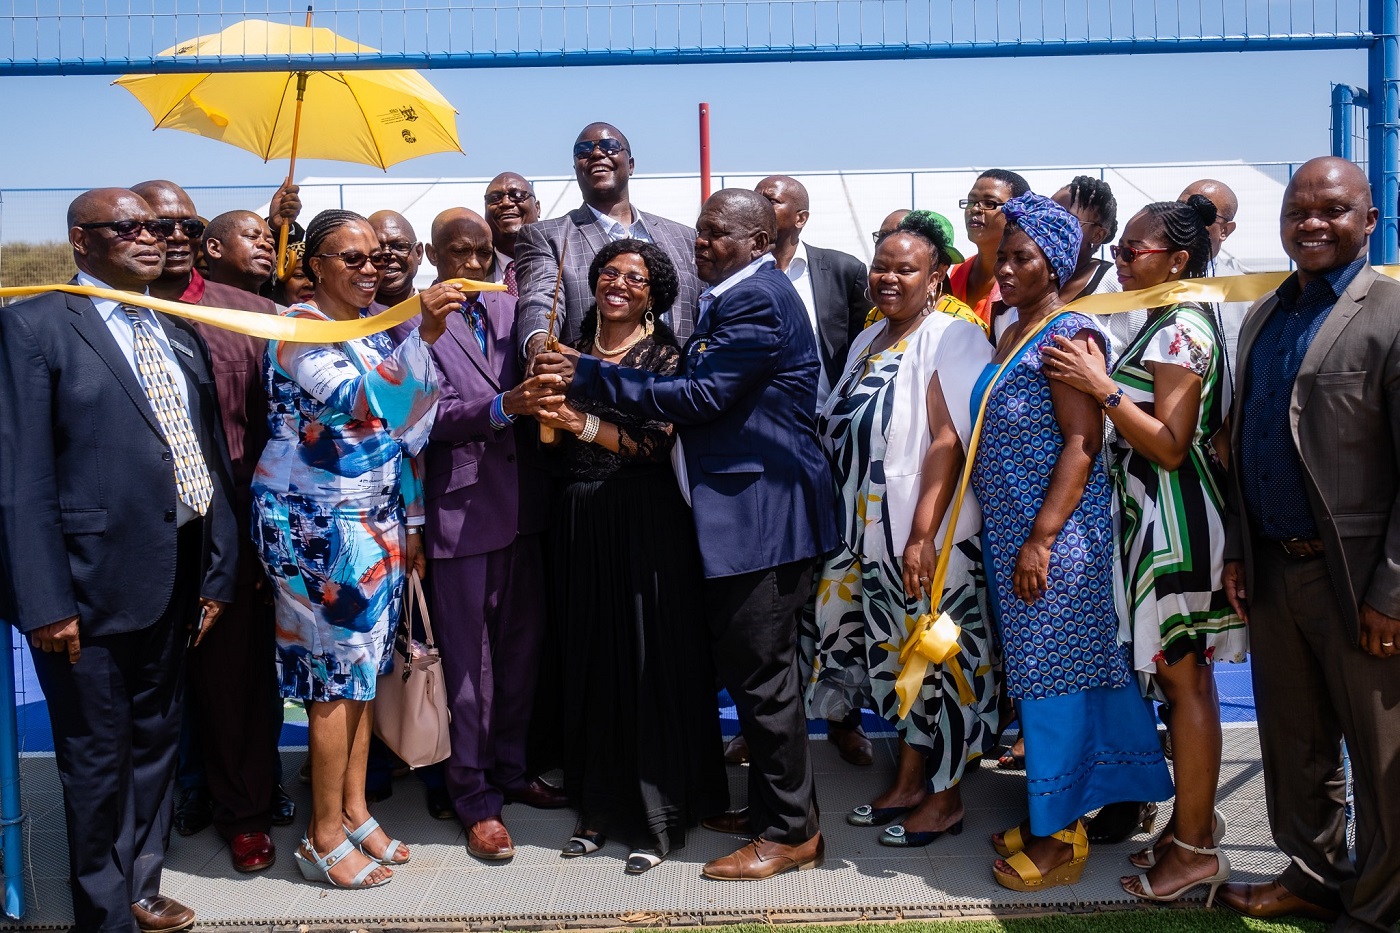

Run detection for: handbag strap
[[405, 569, 436, 648]]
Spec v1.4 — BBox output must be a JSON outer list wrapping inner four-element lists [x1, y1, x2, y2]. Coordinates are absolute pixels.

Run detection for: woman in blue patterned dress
[[970, 193, 1173, 892], [1044, 196, 1243, 904], [802, 212, 999, 849], [253, 209, 459, 889]]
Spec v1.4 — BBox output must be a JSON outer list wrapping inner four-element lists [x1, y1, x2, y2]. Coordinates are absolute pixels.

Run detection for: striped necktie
[[122, 306, 213, 515]]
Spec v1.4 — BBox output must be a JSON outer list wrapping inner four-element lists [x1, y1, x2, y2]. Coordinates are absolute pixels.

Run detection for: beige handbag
[[373, 570, 451, 767]]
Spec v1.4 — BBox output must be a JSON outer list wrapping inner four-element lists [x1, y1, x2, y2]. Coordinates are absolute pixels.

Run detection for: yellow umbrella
[[114, 16, 464, 274]]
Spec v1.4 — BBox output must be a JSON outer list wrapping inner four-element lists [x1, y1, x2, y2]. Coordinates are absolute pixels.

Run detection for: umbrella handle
[[275, 71, 310, 281]]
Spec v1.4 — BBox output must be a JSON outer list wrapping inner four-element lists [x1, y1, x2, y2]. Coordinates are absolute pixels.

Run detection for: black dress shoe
[[425, 785, 456, 821], [271, 785, 296, 827], [173, 787, 213, 837]]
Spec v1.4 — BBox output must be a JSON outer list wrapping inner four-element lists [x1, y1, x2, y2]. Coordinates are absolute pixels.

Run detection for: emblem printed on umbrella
[[381, 105, 419, 124]]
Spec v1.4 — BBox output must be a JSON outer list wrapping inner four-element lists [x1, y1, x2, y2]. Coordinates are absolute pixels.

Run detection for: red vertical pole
[[699, 102, 712, 205]]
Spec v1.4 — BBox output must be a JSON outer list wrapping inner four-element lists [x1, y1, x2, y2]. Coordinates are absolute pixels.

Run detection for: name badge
[[170, 340, 195, 359]]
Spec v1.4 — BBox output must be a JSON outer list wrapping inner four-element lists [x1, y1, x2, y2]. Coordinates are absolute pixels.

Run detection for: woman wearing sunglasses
[[252, 209, 463, 889], [1042, 195, 1245, 905], [803, 212, 998, 849], [972, 193, 1173, 893], [534, 240, 727, 875]]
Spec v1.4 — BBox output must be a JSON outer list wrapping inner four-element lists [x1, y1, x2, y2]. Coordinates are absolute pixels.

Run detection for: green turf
[[705, 913, 1326, 933]]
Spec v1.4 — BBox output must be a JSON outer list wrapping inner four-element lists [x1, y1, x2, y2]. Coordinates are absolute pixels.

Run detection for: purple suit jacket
[[390, 290, 549, 560]]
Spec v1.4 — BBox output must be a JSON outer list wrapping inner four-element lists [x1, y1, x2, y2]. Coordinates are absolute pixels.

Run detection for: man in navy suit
[[536, 188, 837, 880], [0, 188, 237, 933]]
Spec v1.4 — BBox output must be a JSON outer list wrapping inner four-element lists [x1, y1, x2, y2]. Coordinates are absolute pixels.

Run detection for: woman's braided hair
[[302, 208, 370, 286], [1064, 175, 1119, 240], [1141, 195, 1217, 279]]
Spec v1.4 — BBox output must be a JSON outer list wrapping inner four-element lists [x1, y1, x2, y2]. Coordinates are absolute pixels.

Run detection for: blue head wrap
[[1001, 192, 1081, 287]]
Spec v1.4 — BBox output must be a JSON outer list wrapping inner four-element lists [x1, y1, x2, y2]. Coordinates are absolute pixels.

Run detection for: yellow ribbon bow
[[0, 278, 504, 343]]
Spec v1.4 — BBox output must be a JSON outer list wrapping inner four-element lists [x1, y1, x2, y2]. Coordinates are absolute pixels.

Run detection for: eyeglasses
[[78, 219, 176, 240], [1110, 244, 1173, 264], [314, 250, 390, 270], [959, 198, 1005, 213], [598, 265, 649, 287], [380, 240, 417, 257], [485, 189, 536, 206], [160, 217, 206, 239], [573, 138, 628, 159]]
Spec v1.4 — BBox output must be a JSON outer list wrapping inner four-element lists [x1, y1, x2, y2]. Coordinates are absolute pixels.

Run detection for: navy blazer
[[572, 263, 838, 578], [0, 289, 238, 635]]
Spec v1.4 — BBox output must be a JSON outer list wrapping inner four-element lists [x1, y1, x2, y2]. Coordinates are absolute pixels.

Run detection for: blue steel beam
[[1333, 84, 1362, 159], [0, 34, 1375, 77], [1370, 0, 1399, 263]]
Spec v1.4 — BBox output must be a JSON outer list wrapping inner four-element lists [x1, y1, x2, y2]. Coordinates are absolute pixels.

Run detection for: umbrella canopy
[[114, 19, 463, 169]]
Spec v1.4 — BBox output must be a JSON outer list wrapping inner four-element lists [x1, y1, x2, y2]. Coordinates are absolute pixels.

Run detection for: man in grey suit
[[1219, 157, 1400, 933], [516, 122, 701, 352]]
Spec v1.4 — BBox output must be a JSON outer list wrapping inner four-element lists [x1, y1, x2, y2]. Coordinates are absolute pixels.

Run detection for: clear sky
[[0, 46, 1372, 192]]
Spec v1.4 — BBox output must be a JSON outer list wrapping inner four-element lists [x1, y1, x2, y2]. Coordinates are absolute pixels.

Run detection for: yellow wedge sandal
[[993, 820, 1089, 891]]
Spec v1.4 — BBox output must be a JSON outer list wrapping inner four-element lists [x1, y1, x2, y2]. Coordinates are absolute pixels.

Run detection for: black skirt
[[549, 466, 729, 853]]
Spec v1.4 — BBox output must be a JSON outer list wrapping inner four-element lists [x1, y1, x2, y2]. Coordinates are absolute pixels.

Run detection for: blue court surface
[[9, 630, 1258, 753]]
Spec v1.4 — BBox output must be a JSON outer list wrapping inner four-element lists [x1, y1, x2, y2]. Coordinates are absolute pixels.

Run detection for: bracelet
[[406, 528, 423, 536], [579, 413, 601, 444]]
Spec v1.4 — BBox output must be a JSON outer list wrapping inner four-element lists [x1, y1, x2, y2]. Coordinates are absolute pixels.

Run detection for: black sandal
[[1086, 801, 1157, 844]]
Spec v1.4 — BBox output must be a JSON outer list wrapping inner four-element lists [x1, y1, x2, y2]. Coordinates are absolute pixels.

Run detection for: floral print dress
[[252, 305, 439, 702]]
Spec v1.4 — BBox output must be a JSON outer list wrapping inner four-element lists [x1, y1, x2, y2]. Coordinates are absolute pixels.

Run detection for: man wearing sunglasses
[[132, 180, 209, 303], [483, 172, 540, 296], [0, 187, 237, 933], [517, 122, 702, 357]]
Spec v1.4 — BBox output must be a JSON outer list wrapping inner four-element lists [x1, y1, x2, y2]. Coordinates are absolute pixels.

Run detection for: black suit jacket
[[804, 244, 870, 388], [0, 289, 238, 636]]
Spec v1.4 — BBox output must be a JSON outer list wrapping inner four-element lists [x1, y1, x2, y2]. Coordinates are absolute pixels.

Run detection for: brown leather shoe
[[723, 734, 750, 764], [467, 817, 516, 860], [131, 896, 195, 933], [229, 831, 276, 872], [1217, 880, 1339, 922], [702, 834, 825, 880], [827, 720, 874, 766], [504, 777, 568, 809], [702, 808, 753, 835]]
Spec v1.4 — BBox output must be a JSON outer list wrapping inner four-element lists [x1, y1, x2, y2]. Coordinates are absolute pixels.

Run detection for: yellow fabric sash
[[891, 262, 1400, 719], [0, 278, 504, 343]]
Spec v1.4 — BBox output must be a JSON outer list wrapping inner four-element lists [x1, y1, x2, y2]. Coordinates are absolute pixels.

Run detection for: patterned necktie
[[122, 306, 213, 515], [503, 260, 517, 298], [464, 301, 489, 354]]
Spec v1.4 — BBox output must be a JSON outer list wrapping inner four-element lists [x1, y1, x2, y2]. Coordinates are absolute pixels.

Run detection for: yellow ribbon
[[0, 278, 505, 343], [891, 262, 1400, 718]]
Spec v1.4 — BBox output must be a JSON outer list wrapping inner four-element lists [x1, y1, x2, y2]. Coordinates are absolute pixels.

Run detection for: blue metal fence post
[[1370, 0, 1399, 263], [1334, 84, 1357, 159], [0, 636, 25, 919]]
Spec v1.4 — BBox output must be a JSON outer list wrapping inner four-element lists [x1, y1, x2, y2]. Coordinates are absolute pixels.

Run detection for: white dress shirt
[[491, 248, 513, 285], [779, 241, 831, 405], [588, 204, 653, 243], [81, 271, 198, 526]]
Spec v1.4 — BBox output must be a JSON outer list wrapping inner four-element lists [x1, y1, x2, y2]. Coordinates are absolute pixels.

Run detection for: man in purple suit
[[391, 207, 565, 862]]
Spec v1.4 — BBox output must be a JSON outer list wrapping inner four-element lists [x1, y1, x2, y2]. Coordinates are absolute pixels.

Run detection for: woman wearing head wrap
[[968, 193, 1173, 892], [800, 212, 998, 849], [1044, 196, 1243, 904]]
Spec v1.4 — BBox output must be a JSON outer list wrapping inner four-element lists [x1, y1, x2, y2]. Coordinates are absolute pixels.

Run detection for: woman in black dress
[[534, 239, 728, 875]]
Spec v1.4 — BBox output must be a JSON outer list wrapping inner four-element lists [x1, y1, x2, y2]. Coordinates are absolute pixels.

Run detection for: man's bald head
[[755, 175, 810, 245], [694, 189, 777, 285], [1179, 178, 1240, 259], [427, 208, 494, 286], [203, 210, 276, 292], [878, 209, 911, 238], [368, 210, 422, 301], [1281, 156, 1377, 282], [67, 188, 166, 291], [484, 171, 540, 251]]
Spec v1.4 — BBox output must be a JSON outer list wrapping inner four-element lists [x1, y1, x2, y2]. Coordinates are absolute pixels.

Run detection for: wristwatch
[[1102, 388, 1124, 409]]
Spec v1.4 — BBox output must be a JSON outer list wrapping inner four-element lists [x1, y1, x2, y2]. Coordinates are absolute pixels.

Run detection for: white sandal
[[1130, 807, 1225, 868], [345, 815, 409, 865], [1122, 837, 1230, 906]]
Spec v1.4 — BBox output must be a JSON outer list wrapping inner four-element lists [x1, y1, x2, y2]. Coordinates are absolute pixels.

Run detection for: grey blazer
[[1225, 263, 1400, 641], [514, 204, 701, 348]]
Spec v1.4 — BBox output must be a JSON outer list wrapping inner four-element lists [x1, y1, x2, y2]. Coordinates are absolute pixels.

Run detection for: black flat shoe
[[1087, 801, 1157, 844], [846, 804, 914, 827], [425, 786, 455, 821], [174, 786, 213, 837], [561, 831, 605, 858], [271, 785, 296, 827], [879, 819, 964, 848], [624, 849, 663, 875]]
